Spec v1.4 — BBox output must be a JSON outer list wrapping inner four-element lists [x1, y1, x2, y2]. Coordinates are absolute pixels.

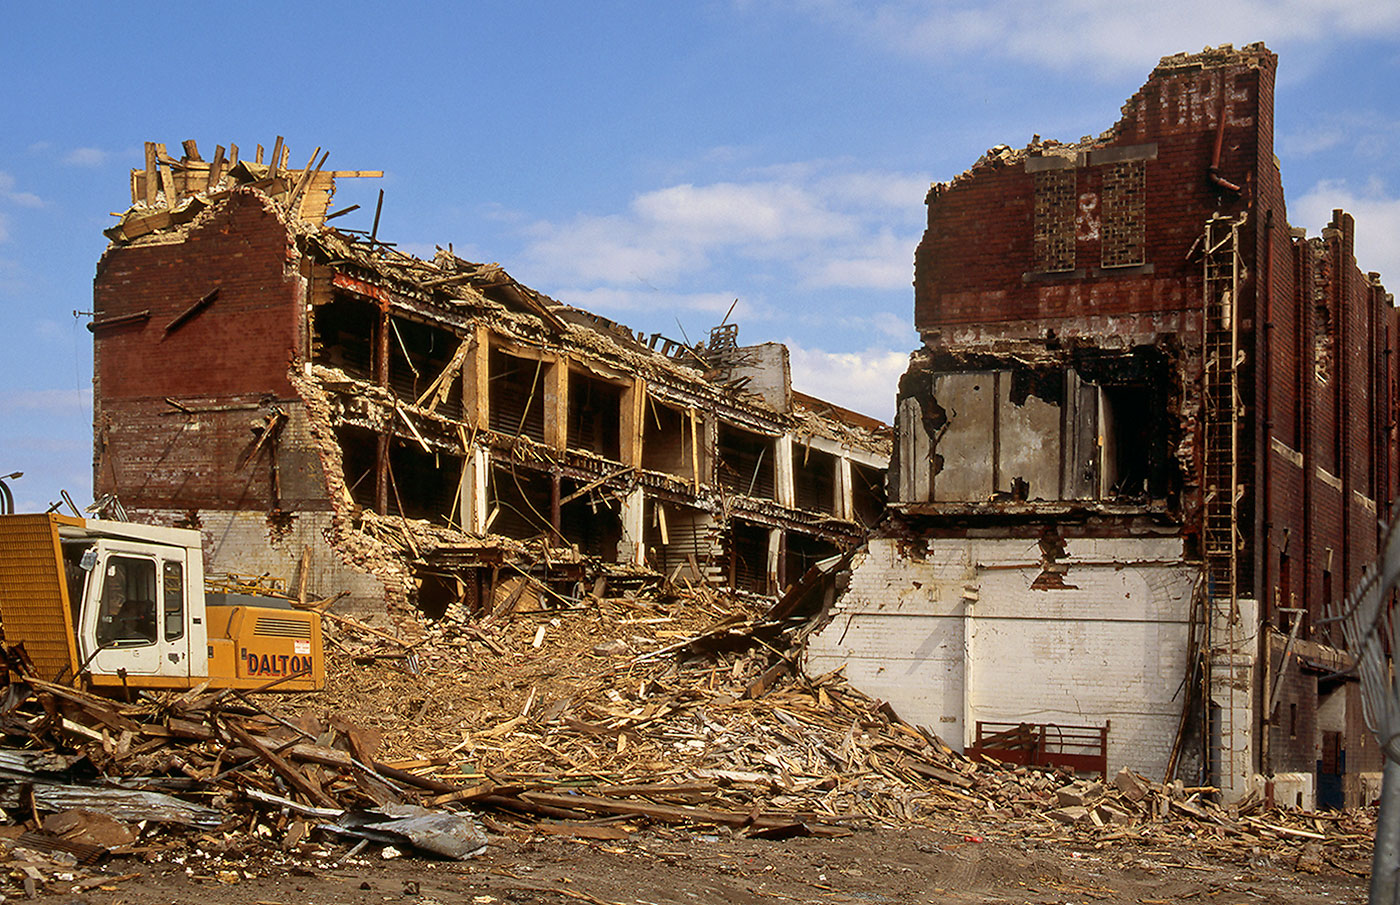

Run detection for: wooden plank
[[268, 136, 284, 179], [154, 143, 178, 205], [143, 142, 158, 207], [181, 139, 202, 161], [224, 719, 340, 809], [207, 145, 226, 190]]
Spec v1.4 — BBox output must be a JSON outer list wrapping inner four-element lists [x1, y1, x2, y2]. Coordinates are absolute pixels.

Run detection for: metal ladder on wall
[[1201, 213, 1246, 794]]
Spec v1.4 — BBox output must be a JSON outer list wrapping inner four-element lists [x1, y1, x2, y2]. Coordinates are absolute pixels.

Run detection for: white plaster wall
[[805, 535, 1198, 778], [139, 508, 392, 616]]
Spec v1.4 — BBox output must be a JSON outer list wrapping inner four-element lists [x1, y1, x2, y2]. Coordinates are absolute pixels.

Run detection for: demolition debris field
[[0, 556, 1377, 903]]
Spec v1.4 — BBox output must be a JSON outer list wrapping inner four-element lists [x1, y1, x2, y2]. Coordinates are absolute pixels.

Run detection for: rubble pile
[[0, 567, 1378, 895]]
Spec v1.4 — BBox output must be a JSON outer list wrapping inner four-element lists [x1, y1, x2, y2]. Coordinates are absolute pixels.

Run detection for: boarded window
[[1101, 160, 1145, 267], [1033, 168, 1076, 273]]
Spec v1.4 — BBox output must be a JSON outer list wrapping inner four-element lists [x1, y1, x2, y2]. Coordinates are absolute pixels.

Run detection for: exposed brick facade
[[833, 44, 1393, 805]]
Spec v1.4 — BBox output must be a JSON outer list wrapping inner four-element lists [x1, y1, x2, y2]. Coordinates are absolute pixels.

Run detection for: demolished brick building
[[807, 44, 1392, 808], [90, 140, 889, 620]]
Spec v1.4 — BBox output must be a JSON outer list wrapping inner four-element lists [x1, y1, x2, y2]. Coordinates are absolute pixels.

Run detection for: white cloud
[[519, 162, 929, 296], [62, 147, 108, 167], [0, 170, 44, 211], [1279, 114, 1400, 164], [804, 229, 918, 290], [787, 342, 909, 422], [1291, 179, 1400, 285], [789, 0, 1400, 78]]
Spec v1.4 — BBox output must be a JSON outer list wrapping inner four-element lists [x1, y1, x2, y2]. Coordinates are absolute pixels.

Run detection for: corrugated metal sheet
[[0, 514, 80, 682]]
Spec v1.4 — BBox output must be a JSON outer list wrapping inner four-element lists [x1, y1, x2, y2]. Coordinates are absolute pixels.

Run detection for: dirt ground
[[25, 819, 1367, 905]]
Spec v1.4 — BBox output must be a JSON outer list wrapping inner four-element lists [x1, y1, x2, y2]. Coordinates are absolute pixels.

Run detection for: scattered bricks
[[1094, 802, 1136, 827], [1054, 779, 1104, 808], [1113, 767, 1148, 802], [1050, 805, 1089, 826]]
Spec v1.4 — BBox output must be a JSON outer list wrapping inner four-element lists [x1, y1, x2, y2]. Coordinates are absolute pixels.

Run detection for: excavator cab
[[0, 513, 323, 692]]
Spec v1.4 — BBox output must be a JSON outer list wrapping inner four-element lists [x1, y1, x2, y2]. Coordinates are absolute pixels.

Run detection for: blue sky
[[2, 1, 1399, 513]]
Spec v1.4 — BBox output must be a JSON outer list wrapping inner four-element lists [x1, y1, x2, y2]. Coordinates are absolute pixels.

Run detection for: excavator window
[[96, 556, 157, 647], [163, 561, 184, 641]]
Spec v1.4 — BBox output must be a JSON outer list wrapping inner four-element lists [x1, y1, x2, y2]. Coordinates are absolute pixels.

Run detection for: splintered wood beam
[[223, 719, 339, 810], [181, 139, 202, 161], [228, 142, 240, 167], [207, 145, 226, 190], [369, 189, 384, 244], [268, 136, 284, 179], [163, 288, 219, 336], [154, 143, 178, 205], [325, 204, 360, 220], [143, 143, 158, 207], [289, 148, 328, 213]]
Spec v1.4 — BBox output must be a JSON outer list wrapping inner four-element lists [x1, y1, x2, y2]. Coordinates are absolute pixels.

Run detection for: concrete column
[[775, 435, 795, 508], [619, 487, 646, 565], [837, 456, 854, 520], [461, 446, 490, 534]]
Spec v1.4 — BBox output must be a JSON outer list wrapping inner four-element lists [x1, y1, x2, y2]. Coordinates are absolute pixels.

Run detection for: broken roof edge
[[926, 42, 1275, 200], [102, 140, 892, 448]]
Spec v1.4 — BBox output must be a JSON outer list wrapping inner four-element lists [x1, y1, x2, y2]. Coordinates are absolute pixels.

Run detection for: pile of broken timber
[[0, 575, 1378, 893]]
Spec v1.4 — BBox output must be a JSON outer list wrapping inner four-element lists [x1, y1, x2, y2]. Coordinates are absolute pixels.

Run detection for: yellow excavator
[[0, 513, 323, 692]]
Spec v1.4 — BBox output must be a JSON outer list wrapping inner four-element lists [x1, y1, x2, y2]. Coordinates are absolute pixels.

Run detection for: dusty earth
[[24, 820, 1367, 905]]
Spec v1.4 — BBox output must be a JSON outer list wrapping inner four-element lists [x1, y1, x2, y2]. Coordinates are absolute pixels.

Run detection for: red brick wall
[[92, 190, 308, 510], [914, 49, 1269, 332], [93, 190, 302, 400]]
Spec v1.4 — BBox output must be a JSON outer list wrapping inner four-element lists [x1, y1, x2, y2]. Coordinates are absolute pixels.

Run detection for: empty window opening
[[1289, 702, 1298, 739], [488, 465, 554, 541], [386, 440, 459, 521], [337, 425, 380, 511], [794, 446, 837, 514], [1277, 552, 1292, 630], [784, 531, 839, 592], [1314, 303, 1333, 385], [642, 400, 695, 480], [559, 477, 623, 562], [567, 371, 623, 460], [1097, 384, 1167, 500], [489, 348, 547, 443], [313, 295, 377, 380], [851, 462, 887, 528], [717, 424, 775, 500], [728, 520, 771, 595], [388, 317, 463, 420]]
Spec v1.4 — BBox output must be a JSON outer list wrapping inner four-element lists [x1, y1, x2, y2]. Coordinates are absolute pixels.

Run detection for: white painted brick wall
[[805, 535, 1197, 778], [140, 508, 392, 616]]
